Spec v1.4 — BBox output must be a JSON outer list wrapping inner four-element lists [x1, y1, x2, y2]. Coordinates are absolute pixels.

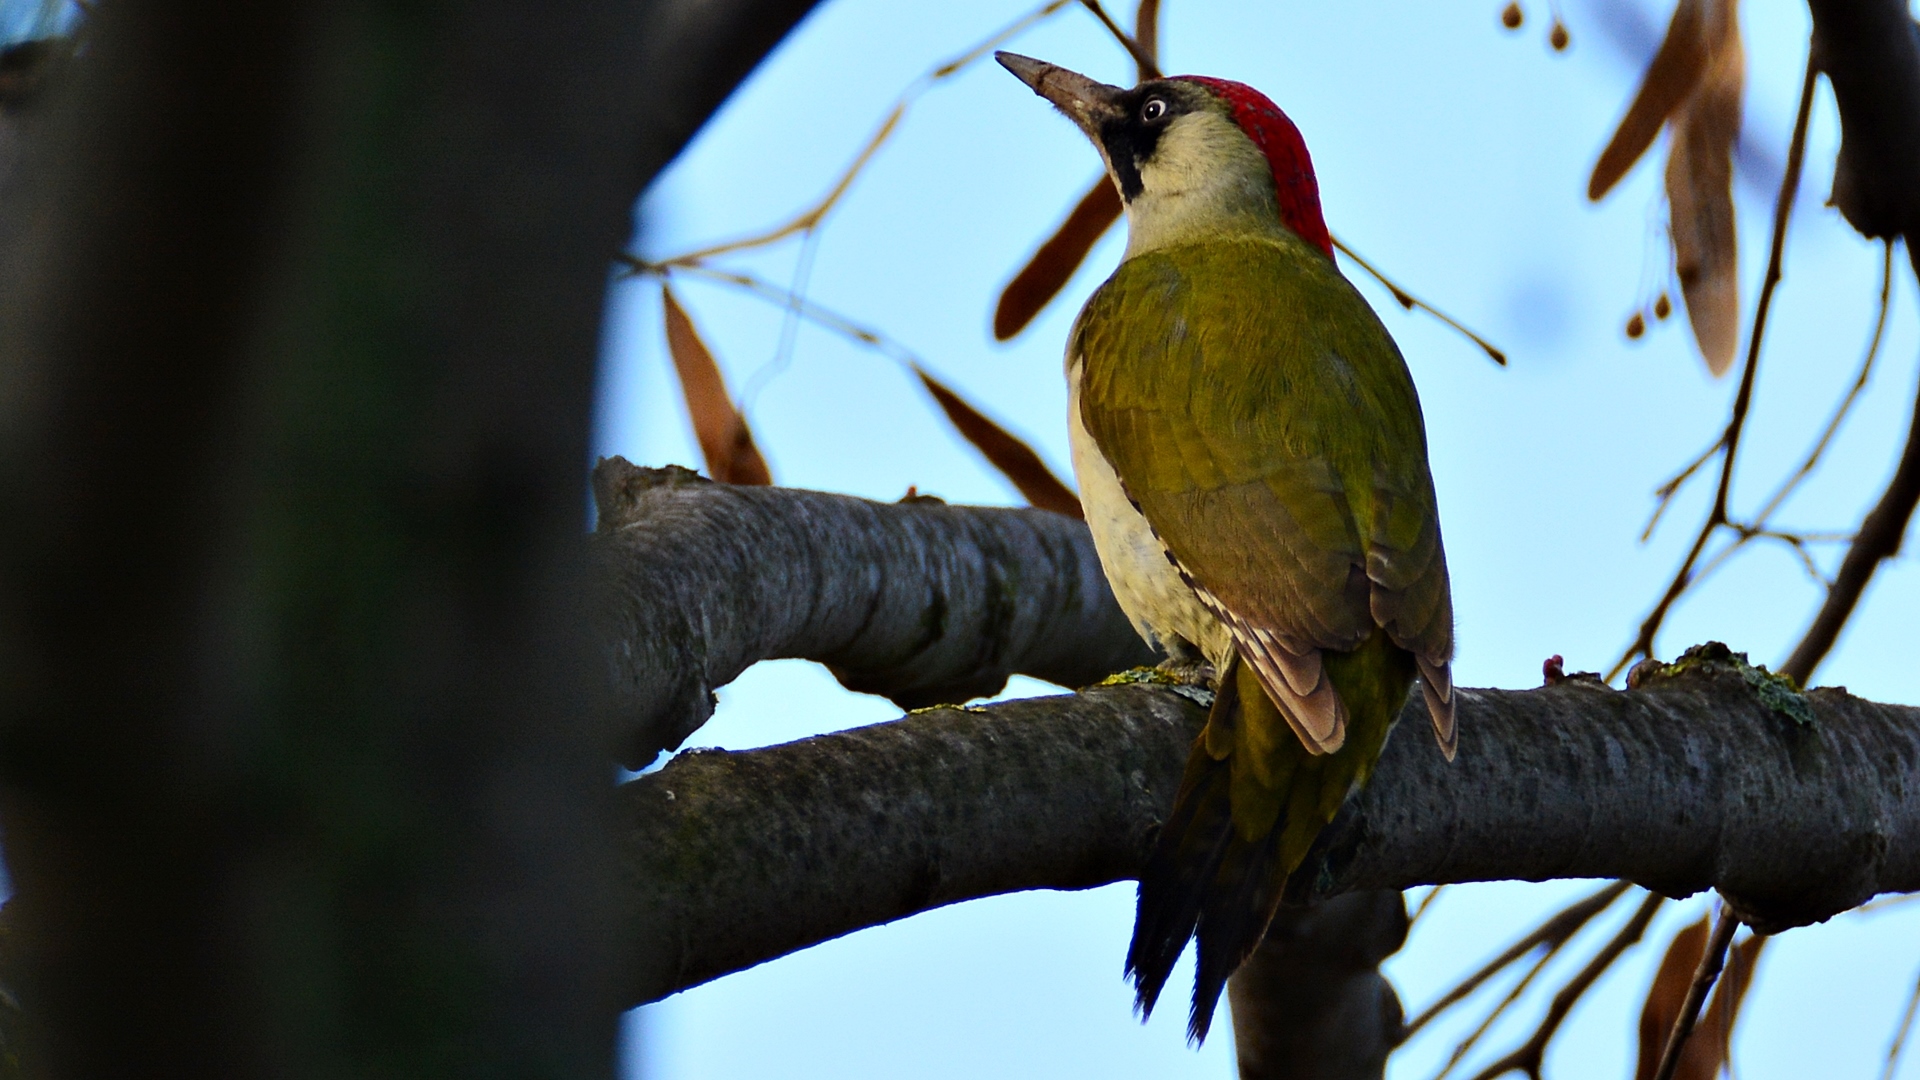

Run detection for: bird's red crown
[[1172, 76, 1333, 259]]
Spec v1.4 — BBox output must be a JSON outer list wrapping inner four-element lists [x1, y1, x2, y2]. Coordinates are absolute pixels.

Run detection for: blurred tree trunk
[[0, 0, 818, 1076]]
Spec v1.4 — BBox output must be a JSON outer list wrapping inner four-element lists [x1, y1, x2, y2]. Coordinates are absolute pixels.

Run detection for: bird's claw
[[1154, 658, 1218, 688]]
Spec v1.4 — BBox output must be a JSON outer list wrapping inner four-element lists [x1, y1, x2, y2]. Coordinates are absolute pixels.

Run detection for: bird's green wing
[[1073, 233, 1454, 753]]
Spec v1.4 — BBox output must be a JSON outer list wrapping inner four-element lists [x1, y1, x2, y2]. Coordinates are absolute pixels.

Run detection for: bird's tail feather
[[1125, 657, 1291, 1042], [1189, 807, 1285, 1042], [1123, 737, 1235, 1020]]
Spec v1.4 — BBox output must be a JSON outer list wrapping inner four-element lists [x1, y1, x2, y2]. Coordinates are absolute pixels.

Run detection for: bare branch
[[1883, 961, 1920, 1080], [619, 682, 1201, 1004], [618, 653, 1920, 1006], [1461, 892, 1665, 1080], [1429, 947, 1555, 1080], [644, 1, 1072, 268], [1078, 0, 1161, 79], [1649, 902, 1740, 1080], [1408, 885, 1447, 929], [1333, 238, 1508, 366], [1403, 880, 1632, 1038], [1771, 0, 1920, 681], [591, 459, 1153, 764]]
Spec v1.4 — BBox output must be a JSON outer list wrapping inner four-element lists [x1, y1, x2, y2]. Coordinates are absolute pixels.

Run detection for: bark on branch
[[620, 649, 1920, 1007], [1227, 891, 1410, 1080], [592, 458, 1153, 765]]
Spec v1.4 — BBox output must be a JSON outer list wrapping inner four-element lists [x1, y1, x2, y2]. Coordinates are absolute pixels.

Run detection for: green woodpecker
[[998, 53, 1457, 1041]]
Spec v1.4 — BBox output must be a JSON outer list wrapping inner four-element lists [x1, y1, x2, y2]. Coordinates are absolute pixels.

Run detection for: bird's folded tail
[[1124, 656, 1293, 1044]]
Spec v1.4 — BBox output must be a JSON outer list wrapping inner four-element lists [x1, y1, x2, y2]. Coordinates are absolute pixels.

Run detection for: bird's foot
[[1154, 658, 1217, 688]]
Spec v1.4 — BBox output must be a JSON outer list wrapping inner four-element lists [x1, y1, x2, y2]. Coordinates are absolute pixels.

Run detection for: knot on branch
[[592, 457, 708, 533], [1625, 641, 1815, 730]]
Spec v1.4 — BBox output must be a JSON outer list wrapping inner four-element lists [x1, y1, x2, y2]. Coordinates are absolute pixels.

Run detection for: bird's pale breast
[[1067, 357, 1232, 668]]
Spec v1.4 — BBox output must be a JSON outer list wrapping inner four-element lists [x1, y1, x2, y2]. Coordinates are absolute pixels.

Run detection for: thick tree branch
[[618, 682, 1199, 1003], [1297, 659, 1919, 933], [1226, 891, 1409, 1080], [621, 659, 1920, 1006], [592, 458, 1154, 765], [0, 2, 829, 1074]]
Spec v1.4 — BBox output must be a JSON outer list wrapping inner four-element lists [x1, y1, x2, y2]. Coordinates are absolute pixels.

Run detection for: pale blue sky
[[603, 1, 1920, 1076]]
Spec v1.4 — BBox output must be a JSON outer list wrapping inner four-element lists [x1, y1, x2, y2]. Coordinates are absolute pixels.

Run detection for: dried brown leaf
[[1589, 0, 1714, 201], [1638, 918, 1708, 1080], [916, 367, 1082, 517], [661, 285, 773, 486], [993, 177, 1123, 341], [1636, 918, 1763, 1080], [1666, 1, 1743, 376]]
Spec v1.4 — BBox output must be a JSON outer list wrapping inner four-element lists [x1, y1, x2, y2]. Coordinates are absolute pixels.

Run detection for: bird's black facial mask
[[1096, 81, 1209, 201], [996, 55, 1210, 204]]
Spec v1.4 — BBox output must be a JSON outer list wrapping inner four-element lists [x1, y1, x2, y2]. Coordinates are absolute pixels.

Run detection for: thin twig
[[1642, 436, 1725, 542], [1409, 884, 1448, 930], [644, 1, 1073, 268], [1687, 526, 1844, 592], [1749, 241, 1897, 528], [1430, 947, 1559, 1080], [1883, 963, 1920, 1080], [1641, 244, 1892, 598], [1607, 51, 1819, 682], [1404, 880, 1632, 1038], [932, 0, 1074, 78], [1462, 890, 1664, 1080], [738, 224, 825, 411], [622, 259, 926, 370], [1333, 238, 1508, 366], [662, 103, 904, 266], [1078, 0, 1161, 78], [1651, 902, 1741, 1080], [1780, 242, 1920, 684], [1767, 531, 1831, 586]]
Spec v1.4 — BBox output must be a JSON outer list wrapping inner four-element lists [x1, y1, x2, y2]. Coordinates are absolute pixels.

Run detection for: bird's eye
[[1141, 98, 1167, 122]]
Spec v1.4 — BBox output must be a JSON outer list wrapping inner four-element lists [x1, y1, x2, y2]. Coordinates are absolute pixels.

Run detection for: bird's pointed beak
[[996, 52, 1128, 138]]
